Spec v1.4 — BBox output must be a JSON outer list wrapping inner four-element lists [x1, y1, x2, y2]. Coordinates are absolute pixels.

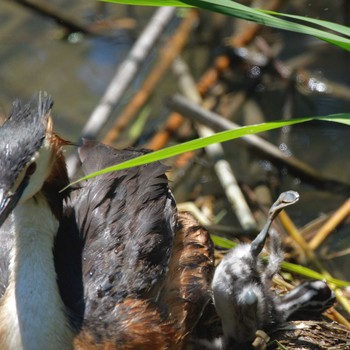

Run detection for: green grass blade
[[269, 340, 288, 350], [63, 115, 350, 190], [316, 114, 350, 125], [64, 117, 309, 188], [281, 261, 350, 288], [181, 0, 350, 51], [211, 234, 236, 249], [261, 10, 350, 37], [280, 261, 324, 280], [103, 0, 350, 50]]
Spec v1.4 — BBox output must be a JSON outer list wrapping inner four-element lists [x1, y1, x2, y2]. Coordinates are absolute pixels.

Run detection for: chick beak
[[0, 176, 29, 228]]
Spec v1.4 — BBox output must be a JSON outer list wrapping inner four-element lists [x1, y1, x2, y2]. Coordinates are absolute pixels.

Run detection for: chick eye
[[26, 162, 37, 176]]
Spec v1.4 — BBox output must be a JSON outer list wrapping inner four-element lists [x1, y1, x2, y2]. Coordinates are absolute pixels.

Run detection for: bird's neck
[[0, 192, 73, 350]]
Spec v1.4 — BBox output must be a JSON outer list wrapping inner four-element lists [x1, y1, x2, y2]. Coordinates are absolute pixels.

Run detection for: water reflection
[[79, 33, 132, 95]]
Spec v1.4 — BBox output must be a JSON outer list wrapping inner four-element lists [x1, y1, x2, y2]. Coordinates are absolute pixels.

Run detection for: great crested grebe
[[0, 93, 214, 349]]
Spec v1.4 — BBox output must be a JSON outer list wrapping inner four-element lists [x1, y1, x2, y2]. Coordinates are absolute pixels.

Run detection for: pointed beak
[[0, 177, 29, 228]]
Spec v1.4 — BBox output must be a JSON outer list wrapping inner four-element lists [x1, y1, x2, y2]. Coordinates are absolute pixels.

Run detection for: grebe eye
[[26, 162, 37, 176]]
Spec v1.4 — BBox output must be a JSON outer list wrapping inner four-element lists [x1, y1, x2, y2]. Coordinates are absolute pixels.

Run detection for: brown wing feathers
[[160, 212, 214, 338], [59, 141, 214, 349], [73, 211, 214, 350]]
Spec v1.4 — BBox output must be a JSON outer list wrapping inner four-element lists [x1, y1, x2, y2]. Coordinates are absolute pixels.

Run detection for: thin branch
[[279, 210, 350, 322], [102, 10, 199, 145], [173, 57, 257, 231], [166, 94, 349, 190], [66, 6, 177, 176], [309, 197, 350, 250]]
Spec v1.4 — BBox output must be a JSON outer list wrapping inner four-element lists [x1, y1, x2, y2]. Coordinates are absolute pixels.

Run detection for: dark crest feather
[[0, 92, 53, 188]]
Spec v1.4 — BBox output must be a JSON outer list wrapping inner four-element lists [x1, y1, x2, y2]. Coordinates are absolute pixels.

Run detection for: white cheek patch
[[7, 152, 38, 197], [19, 143, 53, 203]]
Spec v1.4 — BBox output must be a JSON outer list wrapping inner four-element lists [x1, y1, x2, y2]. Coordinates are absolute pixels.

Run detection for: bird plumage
[[0, 96, 47, 191], [0, 93, 214, 349], [210, 191, 335, 350]]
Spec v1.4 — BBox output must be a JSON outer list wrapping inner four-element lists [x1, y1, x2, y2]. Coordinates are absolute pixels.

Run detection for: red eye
[[26, 162, 37, 176]]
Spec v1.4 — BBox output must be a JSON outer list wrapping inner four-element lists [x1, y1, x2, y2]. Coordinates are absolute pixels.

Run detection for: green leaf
[[181, 0, 350, 51], [270, 340, 288, 350], [281, 261, 350, 288], [63, 117, 308, 189], [280, 261, 325, 280], [211, 234, 236, 249], [103, 0, 350, 51], [63, 115, 350, 191], [261, 9, 350, 37], [101, 0, 191, 6]]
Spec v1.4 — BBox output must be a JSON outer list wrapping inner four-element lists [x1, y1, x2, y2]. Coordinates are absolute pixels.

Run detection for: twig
[[226, 0, 284, 48], [146, 112, 185, 150], [102, 10, 199, 146], [66, 6, 176, 176], [135, 1, 287, 151], [299, 212, 331, 242], [278, 210, 350, 321], [173, 57, 257, 231], [256, 36, 350, 103], [309, 197, 350, 251], [201, 126, 258, 230]]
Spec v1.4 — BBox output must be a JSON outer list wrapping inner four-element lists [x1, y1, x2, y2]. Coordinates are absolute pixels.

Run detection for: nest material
[[192, 303, 350, 350], [269, 320, 350, 350]]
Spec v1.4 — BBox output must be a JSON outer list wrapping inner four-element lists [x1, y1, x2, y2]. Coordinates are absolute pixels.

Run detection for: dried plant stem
[[66, 6, 176, 175], [11, 0, 98, 35], [279, 211, 350, 322], [309, 197, 350, 251], [103, 10, 199, 145]]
